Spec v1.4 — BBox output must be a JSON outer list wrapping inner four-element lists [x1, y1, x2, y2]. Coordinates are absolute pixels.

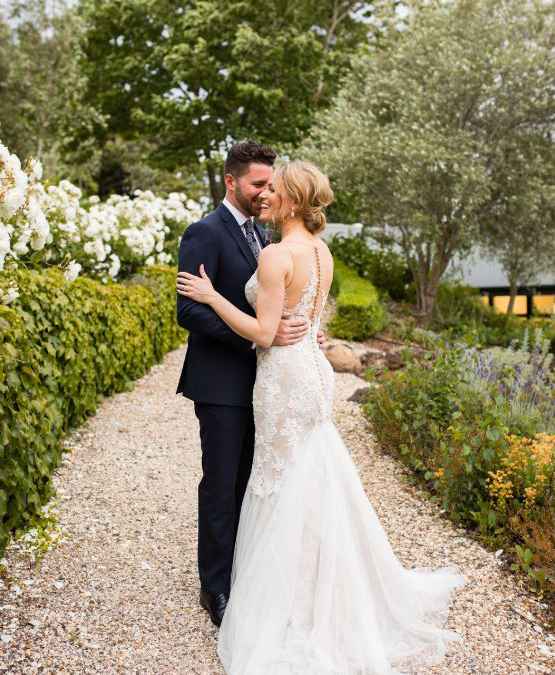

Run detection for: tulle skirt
[[217, 421, 465, 674]]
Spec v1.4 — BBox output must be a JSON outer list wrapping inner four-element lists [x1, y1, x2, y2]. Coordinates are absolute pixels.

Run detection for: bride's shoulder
[[316, 238, 333, 262], [317, 238, 331, 254], [258, 242, 293, 268], [259, 242, 292, 263], [258, 243, 294, 279]]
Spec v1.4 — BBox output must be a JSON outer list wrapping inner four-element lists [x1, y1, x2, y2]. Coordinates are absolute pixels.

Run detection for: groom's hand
[[272, 316, 309, 346]]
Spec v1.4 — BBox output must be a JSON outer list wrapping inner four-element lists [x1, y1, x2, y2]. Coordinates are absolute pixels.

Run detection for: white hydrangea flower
[[2, 184, 26, 217], [157, 251, 172, 264], [108, 253, 120, 279], [64, 260, 82, 282], [29, 159, 43, 181], [0, 223, 11, 270], [12, 228, 30, 256], [58, 220, 77, 234], [0, 143, 10, 164], [1, 283, 19, 305]]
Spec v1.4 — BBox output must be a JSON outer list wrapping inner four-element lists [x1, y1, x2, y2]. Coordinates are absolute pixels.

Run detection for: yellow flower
[[494, 433, 555, 507], [524, 486, 538, 508]]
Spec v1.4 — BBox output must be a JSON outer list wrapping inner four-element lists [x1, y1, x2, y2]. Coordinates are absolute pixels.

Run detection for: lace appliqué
[[244, 252, 334, 498]]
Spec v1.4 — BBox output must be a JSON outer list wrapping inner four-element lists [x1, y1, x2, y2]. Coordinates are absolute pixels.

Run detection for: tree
[[94, 135, 209, 199], [304, 0, 555, 322], [0, 0, 106, 189], [480, 135, 555, 314], [80, 0, 373, 206]]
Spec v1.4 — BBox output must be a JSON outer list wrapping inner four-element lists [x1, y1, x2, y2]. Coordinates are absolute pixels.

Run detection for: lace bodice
[[244, 247, 334, 498], [245, 249, 324, 321]]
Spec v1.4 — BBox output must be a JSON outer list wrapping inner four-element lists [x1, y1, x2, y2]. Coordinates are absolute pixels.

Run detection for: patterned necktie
[[244, 217, 260, 263]]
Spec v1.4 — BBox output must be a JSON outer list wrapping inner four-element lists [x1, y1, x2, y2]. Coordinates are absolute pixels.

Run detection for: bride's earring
[[290, 208, 295, 219]]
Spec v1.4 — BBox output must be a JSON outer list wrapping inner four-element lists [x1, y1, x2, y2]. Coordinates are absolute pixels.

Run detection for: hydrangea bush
[[0, 141, 203, 299]]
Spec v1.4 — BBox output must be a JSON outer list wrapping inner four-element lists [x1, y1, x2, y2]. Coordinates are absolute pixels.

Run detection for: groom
[[176, 141, 310, 626]]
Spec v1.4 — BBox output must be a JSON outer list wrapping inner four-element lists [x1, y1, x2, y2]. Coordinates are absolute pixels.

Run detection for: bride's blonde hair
[[273, 160, 334, 234]]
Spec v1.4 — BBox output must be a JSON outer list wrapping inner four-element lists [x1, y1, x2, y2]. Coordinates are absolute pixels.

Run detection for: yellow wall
[[534, 295, 555, 315], [493, 295, 528, 315], [482, 293, 554, 316]]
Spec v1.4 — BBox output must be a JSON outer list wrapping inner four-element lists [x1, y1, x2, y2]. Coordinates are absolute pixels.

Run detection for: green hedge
[[0, 266, 186, 555], [329, 234, 412, 301], [328, 259, 388, 341]]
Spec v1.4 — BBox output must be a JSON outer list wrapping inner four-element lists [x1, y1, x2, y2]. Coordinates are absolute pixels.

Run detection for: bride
[[177, 160, 465, 674]]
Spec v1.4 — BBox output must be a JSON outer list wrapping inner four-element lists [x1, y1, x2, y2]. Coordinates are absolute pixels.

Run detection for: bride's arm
[[178, 245, 291, 348]]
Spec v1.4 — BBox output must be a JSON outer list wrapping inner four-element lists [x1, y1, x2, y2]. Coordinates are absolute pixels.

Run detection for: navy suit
[[176, 203, 267, 596]]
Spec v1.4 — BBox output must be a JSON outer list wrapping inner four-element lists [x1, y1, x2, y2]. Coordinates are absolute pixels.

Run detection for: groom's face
[[228, 162, 273, 218]]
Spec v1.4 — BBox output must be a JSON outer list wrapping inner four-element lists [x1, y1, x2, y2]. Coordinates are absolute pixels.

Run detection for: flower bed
[[364, 331, 555, 604], [0, 266, 186, 556], [0, 141, 202, 295], [328, 259, 388, 340]]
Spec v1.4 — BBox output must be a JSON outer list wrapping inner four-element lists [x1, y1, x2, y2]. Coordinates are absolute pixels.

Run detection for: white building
[[325, 224, 555, 317]]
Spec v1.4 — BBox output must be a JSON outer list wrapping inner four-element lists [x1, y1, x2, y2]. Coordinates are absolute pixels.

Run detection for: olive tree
[[480, 136, 555, 314], [305, 0, 554, 322]]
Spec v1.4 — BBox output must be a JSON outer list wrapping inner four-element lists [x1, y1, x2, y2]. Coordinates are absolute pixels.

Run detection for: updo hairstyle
[[273, 160, 334, 234]]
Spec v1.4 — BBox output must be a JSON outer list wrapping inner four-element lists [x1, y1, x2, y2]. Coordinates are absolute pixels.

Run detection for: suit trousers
[[194, 402, 255, 597]]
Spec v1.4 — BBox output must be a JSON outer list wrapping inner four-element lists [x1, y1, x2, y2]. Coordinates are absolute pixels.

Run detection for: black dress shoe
[[200, 589, 228, 627]]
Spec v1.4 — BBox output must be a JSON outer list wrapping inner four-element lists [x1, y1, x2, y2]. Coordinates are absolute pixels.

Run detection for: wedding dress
[[217, 246, 465, 675]]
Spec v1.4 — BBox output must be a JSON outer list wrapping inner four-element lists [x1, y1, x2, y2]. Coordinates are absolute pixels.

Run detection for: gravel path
[[1, 345, 554, 674]]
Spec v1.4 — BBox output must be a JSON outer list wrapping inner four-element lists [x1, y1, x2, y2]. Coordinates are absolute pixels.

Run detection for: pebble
[[0, 347, 553, 674]]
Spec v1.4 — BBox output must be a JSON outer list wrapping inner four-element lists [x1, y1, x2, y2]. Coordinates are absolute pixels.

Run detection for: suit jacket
[[176, 203, 268, 406]]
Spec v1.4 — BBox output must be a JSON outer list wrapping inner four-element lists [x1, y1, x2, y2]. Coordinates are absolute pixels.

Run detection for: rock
[[359, 348, 387, 368], [347, 387, 373, 404], [324, 343, 362, 374], [385, 351, 404, 370]]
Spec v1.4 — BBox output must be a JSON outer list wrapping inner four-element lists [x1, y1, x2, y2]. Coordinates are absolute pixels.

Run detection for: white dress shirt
[[222, 197, 262, 252]]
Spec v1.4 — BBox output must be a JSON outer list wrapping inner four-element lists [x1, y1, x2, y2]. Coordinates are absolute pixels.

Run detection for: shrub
[[388, 317, 446, 350], [430, 282, 555, 353], [0, 140, 202, 282], [329, 235, 411, 301], [364, 338, 555, 605], [487, 434, 555, 515], [432, 282, 492, 327], [0, 266, 186, 555], [460, 333, 555, 436], [329, 259, 388, 341], [364, 347, 466, 476], [510, 498, 555, 594]]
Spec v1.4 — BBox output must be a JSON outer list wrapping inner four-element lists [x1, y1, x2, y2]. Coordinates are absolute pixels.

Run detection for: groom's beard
[[234, 185, 262, 218]]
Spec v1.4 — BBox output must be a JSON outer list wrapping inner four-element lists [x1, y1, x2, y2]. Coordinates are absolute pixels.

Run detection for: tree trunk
[[421, 282, 440, 324], [206, 162, 224, 209], [413, 259, 429, 315], [414, 256, 446, 326], [414, 278, 440, 326], [507, 278, 518, 315]]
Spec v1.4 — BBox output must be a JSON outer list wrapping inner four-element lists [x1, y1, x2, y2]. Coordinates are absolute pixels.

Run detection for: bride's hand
[[176, 265, 217, 305]]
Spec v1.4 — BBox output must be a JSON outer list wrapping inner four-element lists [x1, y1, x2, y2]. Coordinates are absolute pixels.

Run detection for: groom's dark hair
[[224, 140, 277, 178]]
